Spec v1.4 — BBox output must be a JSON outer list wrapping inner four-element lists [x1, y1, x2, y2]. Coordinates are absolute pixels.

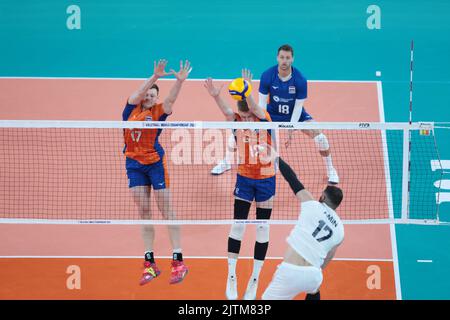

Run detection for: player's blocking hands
[[153, 59, 171, 78], [204, 78, 223, 98], [242, 68, 253, 85], [171, 60, 193, 82]]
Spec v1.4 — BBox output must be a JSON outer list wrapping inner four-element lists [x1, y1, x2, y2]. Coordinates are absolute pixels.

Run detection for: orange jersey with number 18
[[234, 112, 275, 179]]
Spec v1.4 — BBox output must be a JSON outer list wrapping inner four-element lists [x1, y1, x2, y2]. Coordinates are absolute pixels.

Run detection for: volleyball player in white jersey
[[262, 157, 344, 300]]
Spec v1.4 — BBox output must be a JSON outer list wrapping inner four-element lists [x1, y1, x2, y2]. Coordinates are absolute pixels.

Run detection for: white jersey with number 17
[[287, 200, 345, 269]]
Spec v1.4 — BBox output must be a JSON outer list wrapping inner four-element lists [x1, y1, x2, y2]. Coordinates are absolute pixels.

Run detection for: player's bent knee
[[314, 133, 329, 151], [256, 224, 270, 243], [229, 223, 246, 241], [167, 224, 180, 233], [262, 262, 323, 300], [142, 224, 155, 233]]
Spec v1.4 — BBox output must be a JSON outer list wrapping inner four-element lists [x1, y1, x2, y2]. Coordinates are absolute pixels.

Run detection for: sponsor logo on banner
[[278, 124, 294, 128]]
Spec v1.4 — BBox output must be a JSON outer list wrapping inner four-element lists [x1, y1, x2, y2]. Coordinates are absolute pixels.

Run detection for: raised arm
[[278, 157, 314, 202], [322, 244, 340, 269], [242, 68, 267, 120], [258, 70, 270, 111], [128, 59, 171, 105], [203, 78, 235, 121], [163, 60, 192, 114], [285, 77, 308, 148]]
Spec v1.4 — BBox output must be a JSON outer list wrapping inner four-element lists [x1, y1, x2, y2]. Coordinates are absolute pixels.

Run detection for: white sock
[[323, 154, 334, 172], [228, 258, 237, 278], [251, 259, 264, 281], [224, 151, 233, 165]]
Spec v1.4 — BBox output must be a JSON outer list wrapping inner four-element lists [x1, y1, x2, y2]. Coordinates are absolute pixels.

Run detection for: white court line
[[378, 80, 403, 300], [0, 255, 393, 261], [0, 76, 378, 83], [5, 77, 448, 84], [417, 260, 433, 263]]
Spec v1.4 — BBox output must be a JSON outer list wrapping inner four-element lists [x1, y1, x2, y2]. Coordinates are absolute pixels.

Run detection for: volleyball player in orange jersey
[[123, 59, 191, 285], [204, 69, 277, 300]]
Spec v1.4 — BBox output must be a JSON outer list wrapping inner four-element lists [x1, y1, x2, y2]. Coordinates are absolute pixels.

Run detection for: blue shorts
[[126, 157, 169, 189], [233, 174, 276, 203], [298, 108, 313, 122]]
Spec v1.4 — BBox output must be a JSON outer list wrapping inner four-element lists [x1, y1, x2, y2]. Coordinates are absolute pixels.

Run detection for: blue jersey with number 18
[[259, 65, 308, 122]]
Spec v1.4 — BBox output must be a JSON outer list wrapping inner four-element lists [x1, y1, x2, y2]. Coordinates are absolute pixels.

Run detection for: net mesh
[[0, 121, 442, 224]]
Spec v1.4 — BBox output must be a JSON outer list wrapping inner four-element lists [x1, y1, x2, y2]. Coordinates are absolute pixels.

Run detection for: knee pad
[[255, 224, 270, 260], [256, 207, 272, 220], [234, 199, 251, 219], [229, 223, 246, 241], [256, 224, 270, 243], [228, 237, 241, 254], [314, 133, 329, 151]]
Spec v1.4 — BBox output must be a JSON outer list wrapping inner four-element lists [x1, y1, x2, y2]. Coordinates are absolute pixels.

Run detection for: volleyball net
[[0, 120, 444, 225]]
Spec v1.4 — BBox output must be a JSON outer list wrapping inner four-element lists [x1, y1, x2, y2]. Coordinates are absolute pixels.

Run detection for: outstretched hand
[[204, 77, 223, 97], [241, 68, 253, 85], [153, 59, 171, 78], [171, 60, 192, 82]]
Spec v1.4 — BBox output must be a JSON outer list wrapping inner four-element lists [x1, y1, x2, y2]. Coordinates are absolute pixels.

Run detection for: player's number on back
[[278, 104, 290, 114], [312, 220, 333, 242], [130, 130, 142, 142]]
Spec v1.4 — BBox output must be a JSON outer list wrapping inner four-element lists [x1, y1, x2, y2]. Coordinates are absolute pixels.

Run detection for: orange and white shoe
[[169, 260, 188, 284], [139, 261, 161, 285]]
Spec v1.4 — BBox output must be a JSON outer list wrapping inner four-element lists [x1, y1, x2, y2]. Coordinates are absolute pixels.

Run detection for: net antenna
[[402, 40, 415, 221]]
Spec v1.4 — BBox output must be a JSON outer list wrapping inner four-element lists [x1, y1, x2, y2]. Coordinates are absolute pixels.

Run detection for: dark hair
[[277, 44, 294, 57], [323, 185, 343, 209], [237, 100, 249, 112], [150, 84, 159, 95]]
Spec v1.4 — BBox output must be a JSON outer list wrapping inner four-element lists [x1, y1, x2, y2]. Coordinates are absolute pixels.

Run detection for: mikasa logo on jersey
[[273, 96, 280, 102], [289, 86, 296, 94]]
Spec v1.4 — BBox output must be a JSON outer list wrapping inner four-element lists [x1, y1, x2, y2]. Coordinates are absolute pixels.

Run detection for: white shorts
[[262, 262, 323, 300]]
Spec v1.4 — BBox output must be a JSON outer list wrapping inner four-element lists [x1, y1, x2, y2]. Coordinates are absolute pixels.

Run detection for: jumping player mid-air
[[262, 157, 344, 300], [205, 69, 277, 300], [123, 59, 191, 286]]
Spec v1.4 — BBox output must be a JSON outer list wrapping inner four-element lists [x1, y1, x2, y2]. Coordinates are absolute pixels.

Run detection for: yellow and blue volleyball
[[228, 78, 252, 101]]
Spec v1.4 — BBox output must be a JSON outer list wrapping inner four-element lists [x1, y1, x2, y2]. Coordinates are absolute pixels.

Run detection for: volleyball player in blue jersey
[[212, 45, 339, 185]]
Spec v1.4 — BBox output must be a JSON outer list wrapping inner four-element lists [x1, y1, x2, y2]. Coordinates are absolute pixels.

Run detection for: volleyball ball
[[228, 78, 252, 101]]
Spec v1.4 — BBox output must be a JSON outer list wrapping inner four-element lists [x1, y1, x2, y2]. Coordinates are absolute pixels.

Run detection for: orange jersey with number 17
[[123, 103, 169, 165]]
